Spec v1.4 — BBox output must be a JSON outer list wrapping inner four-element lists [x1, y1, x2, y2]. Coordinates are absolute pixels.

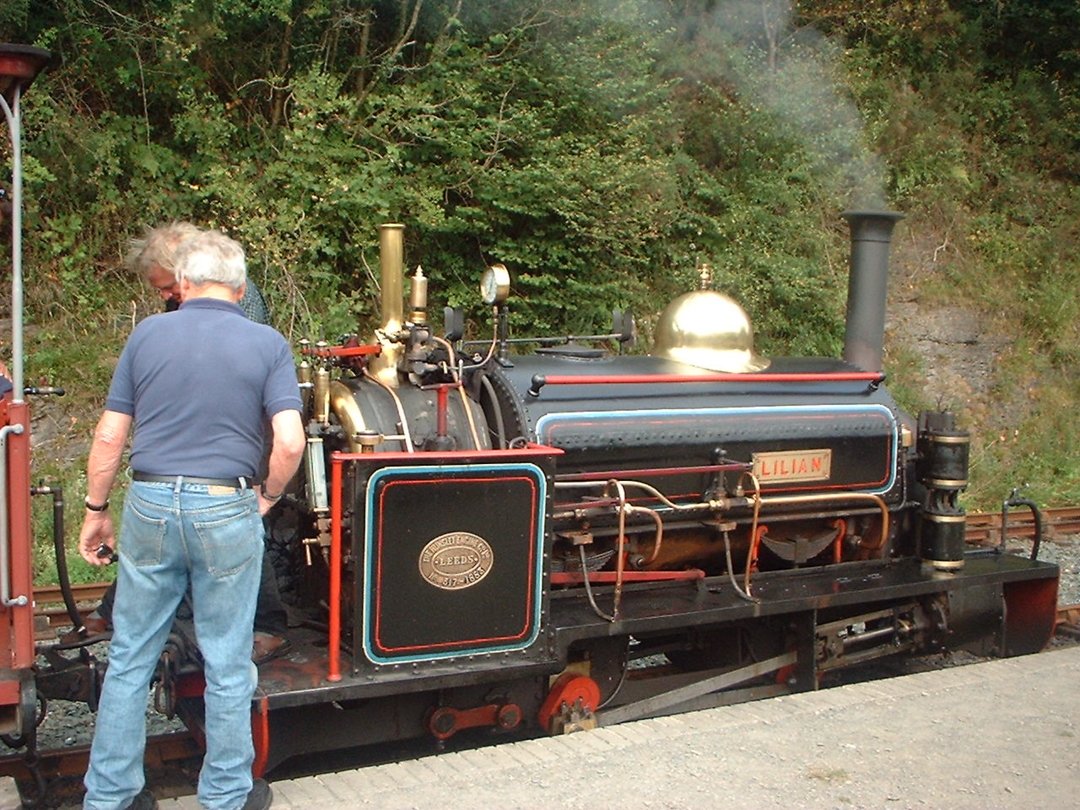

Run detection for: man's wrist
[[84, 497, 110, 512], [261, 489, 284, 502]]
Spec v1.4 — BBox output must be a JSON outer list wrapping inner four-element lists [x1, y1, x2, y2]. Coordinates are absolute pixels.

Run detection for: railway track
[[964, 505, 1080, 546]]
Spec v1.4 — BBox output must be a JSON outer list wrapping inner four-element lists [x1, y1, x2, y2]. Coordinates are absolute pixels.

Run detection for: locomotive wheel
[[537, 674, 601, 734]]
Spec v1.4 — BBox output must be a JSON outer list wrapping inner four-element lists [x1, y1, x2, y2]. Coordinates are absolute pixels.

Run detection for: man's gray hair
[[126, 221, 201, 278], [173, 231, 247, 292]]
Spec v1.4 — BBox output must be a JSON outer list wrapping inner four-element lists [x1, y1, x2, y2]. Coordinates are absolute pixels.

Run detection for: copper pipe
[[625, 504, 664, 564], [552, 569, 704, 586], [832, 518, 847, 564], [614, 485, 627, 620], [738, 472, 764, 597], [608, 480, 628, 620], [747, 524, 768, 578], [457, 385, 483, 450]]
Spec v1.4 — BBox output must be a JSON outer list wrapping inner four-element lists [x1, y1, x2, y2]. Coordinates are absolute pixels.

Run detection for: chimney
[[841, 210, 903, 372]]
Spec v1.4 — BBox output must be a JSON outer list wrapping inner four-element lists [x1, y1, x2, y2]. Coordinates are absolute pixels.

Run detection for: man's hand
[[79, 513, 116, 566], [256, 489, 280, 516]]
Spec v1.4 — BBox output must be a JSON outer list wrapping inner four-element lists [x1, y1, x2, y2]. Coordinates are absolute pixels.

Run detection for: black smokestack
[[841, 210, 903, 372]]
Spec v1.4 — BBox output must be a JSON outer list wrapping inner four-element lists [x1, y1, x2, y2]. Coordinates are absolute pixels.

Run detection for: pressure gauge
[[480, 263, 511, 305]]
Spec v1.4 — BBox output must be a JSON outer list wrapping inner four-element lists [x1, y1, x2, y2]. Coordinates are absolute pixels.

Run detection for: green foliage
[[966, 375, 1080, 511], [1, 0, 1078, 530]]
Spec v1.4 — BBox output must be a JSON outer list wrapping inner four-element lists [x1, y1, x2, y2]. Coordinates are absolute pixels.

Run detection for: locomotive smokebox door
[[358, 454, 555, 666]]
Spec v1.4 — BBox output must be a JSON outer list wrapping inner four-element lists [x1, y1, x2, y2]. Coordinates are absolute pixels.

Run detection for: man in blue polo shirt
[[73, 221, 290, 663], [77, 231, 305, 810]]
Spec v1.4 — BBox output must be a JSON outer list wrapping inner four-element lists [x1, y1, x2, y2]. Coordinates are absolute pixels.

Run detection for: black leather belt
[[132, 472, 252, 489]]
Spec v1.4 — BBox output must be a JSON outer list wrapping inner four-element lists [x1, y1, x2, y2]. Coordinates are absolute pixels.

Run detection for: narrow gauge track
[[964, 506, 1080, 545]]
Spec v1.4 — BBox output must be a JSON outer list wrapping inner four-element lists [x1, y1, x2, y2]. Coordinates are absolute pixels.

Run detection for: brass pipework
[[368, 223, 406, 387], [356, 430, 383, 453], [297, 342, 313, 414], [329, 380, 368, 452]]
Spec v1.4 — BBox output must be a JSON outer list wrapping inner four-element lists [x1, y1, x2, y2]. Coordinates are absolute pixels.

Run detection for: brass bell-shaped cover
[[653, 290, 769, 373]]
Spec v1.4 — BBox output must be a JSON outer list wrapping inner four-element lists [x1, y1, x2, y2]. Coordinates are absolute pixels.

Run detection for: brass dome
[[652, 290, 769, 373]]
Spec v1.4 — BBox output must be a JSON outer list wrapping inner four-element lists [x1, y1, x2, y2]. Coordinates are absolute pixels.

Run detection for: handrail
[[528, 371, 885, 397]]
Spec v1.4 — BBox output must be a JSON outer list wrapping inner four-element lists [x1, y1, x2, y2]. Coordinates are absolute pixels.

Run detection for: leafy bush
[[2, 0, 1078, 575]]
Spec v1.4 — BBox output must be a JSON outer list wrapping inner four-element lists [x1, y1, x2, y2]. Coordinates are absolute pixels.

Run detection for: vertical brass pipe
[[369, 223, 405, 386], [378, 223, 405, 333]]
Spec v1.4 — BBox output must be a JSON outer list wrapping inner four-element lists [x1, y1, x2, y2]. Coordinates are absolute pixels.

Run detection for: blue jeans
[[83, 480, 262, 810]]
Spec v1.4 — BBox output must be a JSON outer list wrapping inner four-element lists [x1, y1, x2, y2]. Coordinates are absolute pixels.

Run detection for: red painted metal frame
[[251, 695, 271, 777], [6, 401, 34, 671], [328, 458, 343, 682], [300, 343, 381, 359]]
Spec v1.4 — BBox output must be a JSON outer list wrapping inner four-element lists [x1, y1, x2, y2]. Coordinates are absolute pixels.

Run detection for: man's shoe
[[123, 787, 158, 810], [252, 632, 291, 665], [241, 778, 273, 810]]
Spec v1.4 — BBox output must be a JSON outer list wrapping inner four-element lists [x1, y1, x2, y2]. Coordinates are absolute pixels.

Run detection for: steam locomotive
[[0, 42, 1060, 794]]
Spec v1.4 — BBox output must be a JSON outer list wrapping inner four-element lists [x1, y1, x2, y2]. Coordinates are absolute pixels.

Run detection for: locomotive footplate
[[551, 553, 1057, 649]]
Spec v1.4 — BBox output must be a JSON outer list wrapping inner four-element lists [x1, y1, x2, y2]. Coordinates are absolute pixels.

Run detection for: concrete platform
[[146, 644, 1076, 809]]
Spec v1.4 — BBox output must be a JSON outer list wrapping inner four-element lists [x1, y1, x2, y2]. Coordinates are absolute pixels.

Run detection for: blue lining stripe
[[362, 462, 547, 664]]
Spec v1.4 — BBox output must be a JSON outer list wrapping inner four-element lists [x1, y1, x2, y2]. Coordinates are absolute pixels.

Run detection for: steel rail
[[965, 506, 1080, 545], [0, 731, 200, 784]]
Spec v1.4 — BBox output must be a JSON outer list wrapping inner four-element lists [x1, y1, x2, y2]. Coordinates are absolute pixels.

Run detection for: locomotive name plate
[[753, 448, 832, 483], [418, 532, 493, 590]]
